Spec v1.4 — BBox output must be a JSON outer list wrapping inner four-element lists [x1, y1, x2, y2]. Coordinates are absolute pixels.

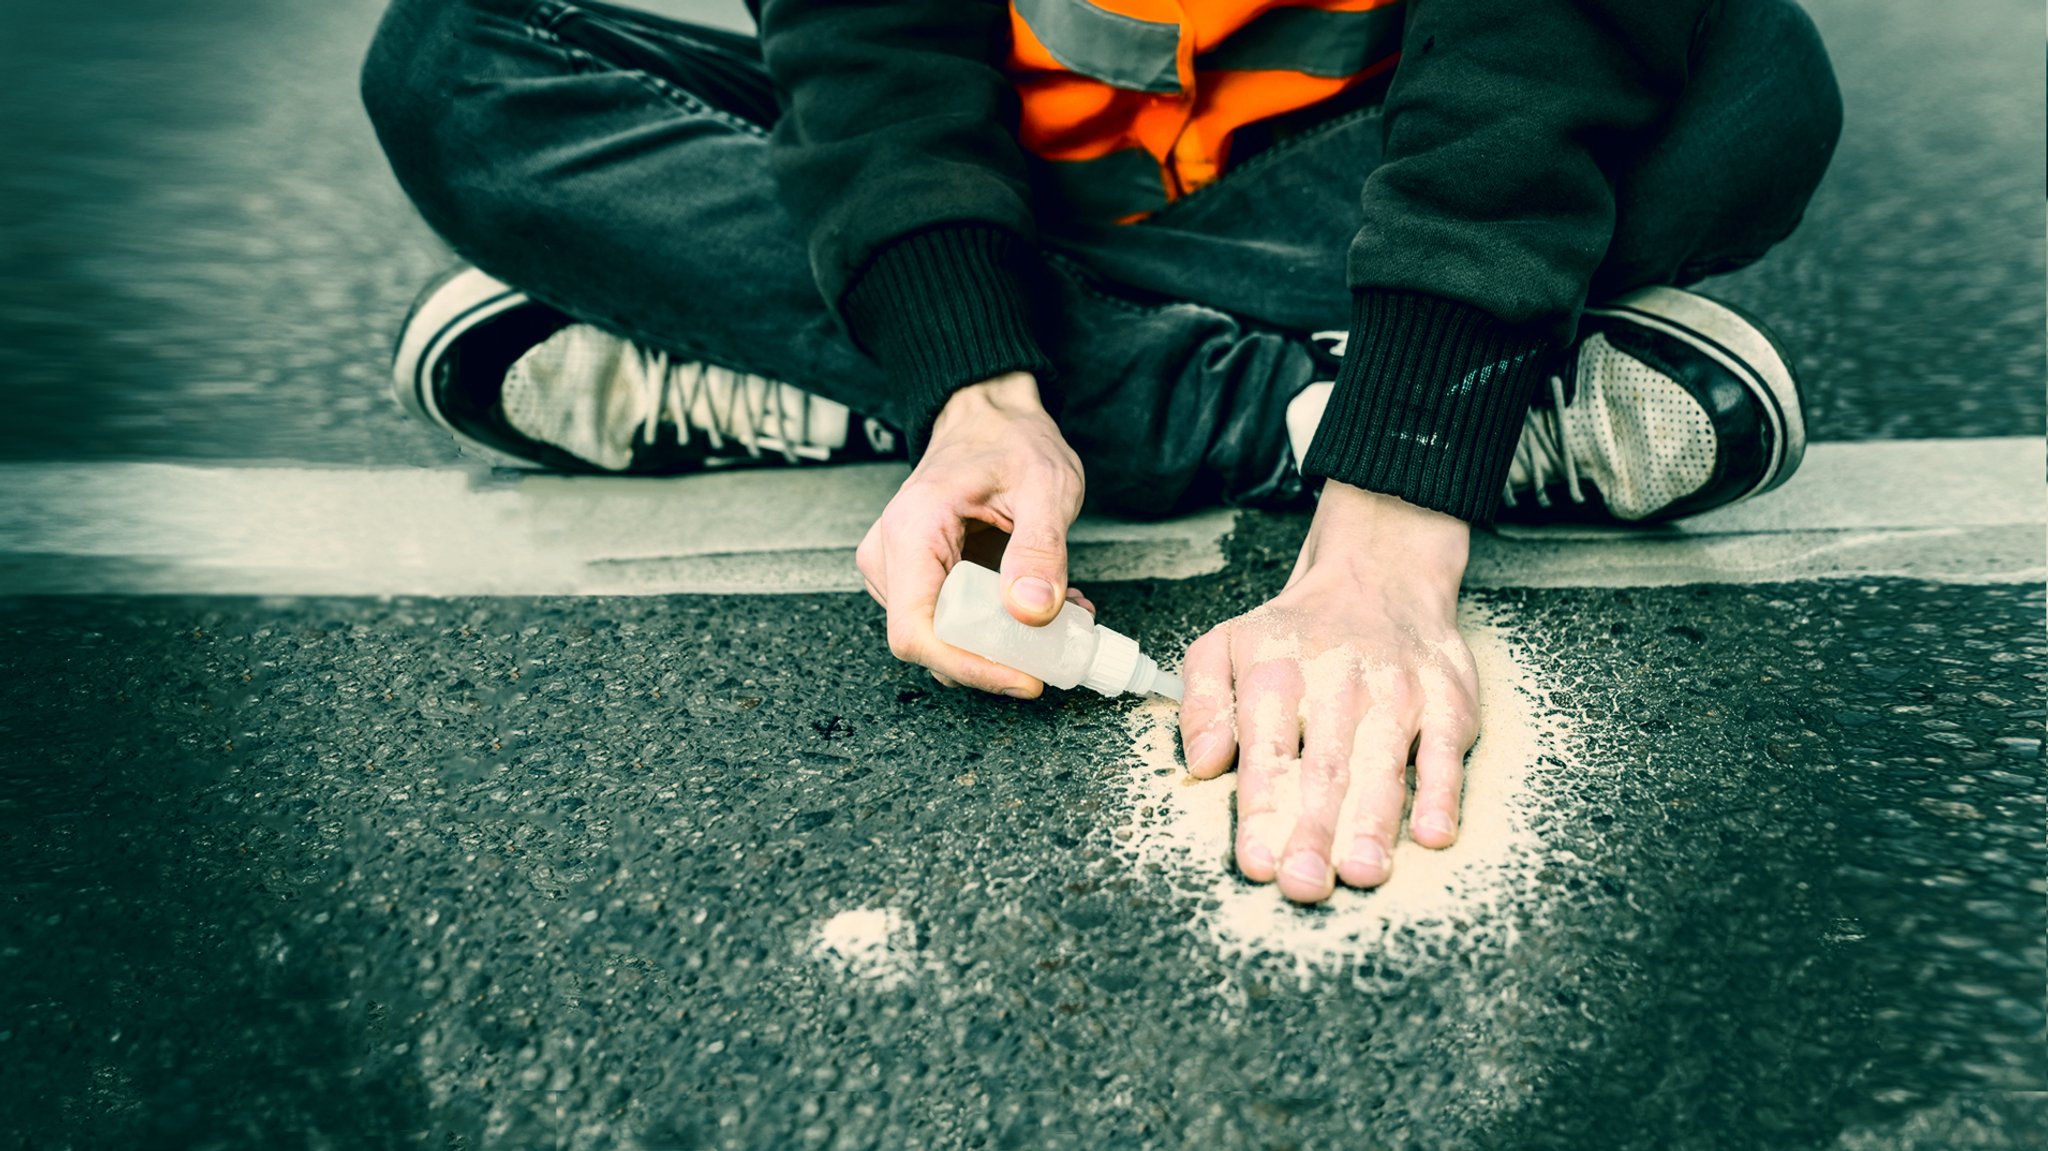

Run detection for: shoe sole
[[389, 265, 541, 467], [1586, 285, 1808, 502]]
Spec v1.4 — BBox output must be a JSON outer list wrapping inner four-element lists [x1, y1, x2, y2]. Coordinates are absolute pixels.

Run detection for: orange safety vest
[[1007, 0, 1404, 221]]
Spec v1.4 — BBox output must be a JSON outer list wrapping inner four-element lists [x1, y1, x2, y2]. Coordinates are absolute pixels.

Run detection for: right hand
[[856, 371, 1087, 697], [1175, 483, 1478, 903]]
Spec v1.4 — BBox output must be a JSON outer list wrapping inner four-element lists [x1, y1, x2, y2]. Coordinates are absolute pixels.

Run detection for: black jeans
[[360, 0, 1839, 518]]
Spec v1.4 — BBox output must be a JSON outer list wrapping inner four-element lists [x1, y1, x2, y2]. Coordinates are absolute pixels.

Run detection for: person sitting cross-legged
[[361, 0, 1840, 903]]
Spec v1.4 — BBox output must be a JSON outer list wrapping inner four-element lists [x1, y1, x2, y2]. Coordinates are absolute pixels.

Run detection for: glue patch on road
[[1118, 606, 1568, 979], [811, 908, 920, 989]]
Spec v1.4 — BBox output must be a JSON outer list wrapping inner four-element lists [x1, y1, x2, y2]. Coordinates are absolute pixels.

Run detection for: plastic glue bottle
[[933, 561, 1184, 701]]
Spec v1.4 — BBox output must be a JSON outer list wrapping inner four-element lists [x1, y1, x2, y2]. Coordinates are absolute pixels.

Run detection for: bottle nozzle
[[1115, 651, 1183, 701], [1148, 667, 1186, 702], [936, 562, 1183, 700]]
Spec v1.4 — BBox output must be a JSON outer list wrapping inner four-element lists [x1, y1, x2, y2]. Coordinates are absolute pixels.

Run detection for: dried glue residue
[[811, 908, 920, 989], [1117, 604, 1567, 978]]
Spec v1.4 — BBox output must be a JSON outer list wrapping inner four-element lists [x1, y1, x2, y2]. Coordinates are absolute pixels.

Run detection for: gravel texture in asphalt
[[2, 0, 2041, 1146], [4, 515, 2041, 1147]]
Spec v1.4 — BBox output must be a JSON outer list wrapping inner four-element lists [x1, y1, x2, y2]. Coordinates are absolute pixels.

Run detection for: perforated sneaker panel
[[501, 325, 850, 472], [1563, 333, 1716, 520], [502, 325, 647, 470]]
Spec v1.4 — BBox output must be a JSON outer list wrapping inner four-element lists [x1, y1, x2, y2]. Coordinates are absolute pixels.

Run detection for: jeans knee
[[361, 0, 450, 142], [1607, 0, 1842, 290], [360, 0, 510, 242], [1717, 0, 1843, 200]]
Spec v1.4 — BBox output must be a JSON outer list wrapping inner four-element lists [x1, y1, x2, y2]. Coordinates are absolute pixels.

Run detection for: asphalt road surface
[[1, 1, 2042, 1148]]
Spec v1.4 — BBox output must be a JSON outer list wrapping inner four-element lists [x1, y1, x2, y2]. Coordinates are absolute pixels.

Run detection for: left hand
[[1177, 482, 1480, 904]]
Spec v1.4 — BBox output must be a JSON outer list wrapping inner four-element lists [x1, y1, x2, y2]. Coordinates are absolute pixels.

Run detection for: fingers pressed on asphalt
[[1232, 658, 1303, 884], [1409, 720, 1475, 849], [1177, 627, 1237, 779], [1276, 676, 1360, 904], [1335, 714, 1412, 889]]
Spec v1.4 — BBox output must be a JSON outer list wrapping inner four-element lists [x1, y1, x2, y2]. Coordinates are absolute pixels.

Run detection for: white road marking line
[[0, 439, 2037, 595], [0, 461, 1235, 595], [1474, 436, 2044, 587]]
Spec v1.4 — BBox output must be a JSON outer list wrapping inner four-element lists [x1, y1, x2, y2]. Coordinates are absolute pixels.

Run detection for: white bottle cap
[[1080, 626, 1143, 697]]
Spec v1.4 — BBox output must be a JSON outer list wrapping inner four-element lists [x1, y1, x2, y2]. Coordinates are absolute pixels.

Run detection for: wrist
[[932, 372, 1047, 437], [1298, 482, 1470, 587]]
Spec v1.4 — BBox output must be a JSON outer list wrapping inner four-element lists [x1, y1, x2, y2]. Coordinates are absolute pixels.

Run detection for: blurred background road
[[0, 1, 2041, 1147]]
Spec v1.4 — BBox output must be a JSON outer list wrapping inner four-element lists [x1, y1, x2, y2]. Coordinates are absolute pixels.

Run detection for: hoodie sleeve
[[758, 0, 1055, 449], [1301, 0, 1716, 522]]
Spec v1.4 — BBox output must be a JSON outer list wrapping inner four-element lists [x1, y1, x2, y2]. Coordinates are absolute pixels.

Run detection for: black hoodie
[[755, 0, 1718, 522]]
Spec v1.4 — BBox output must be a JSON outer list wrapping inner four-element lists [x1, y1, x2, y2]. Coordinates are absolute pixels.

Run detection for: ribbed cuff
[[841, 224, 1057, 454], [1299, 290, 1551, 524]]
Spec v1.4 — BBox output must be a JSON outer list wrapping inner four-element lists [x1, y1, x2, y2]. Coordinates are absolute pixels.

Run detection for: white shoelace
[[1501, 374, 1584, 509], [634, 348, 828, 464]]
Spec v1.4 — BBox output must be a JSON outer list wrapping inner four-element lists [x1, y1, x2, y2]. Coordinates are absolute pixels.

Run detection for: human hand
[[856, 372, 1090, 697], [1177, 482, 1480, 904]]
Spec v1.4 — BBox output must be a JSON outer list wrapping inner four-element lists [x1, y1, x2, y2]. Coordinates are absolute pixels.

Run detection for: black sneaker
[[390, 266, 902, 472], [1498, 285, 1806, 524]]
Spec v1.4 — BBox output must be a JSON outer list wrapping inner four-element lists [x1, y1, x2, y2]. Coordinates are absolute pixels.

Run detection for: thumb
[[998, 502, 1071, 627]]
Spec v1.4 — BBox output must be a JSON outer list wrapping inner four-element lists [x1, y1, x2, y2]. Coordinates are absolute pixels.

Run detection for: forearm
[[1349, 0, 1713, 325], [760, 0, 1055, 452], [760, 0, 1035, 297], [1298, 292, 1549, 523], [1303, 0, 1713, 523], [841, 228, 1056, 455]]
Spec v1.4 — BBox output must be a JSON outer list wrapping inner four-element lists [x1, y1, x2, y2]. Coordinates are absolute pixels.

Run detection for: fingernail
[[1010, 577, 1055, 612], [1416, 812, 1455, 839], [1186, 732, 1218, 769], [1340, 840, 1391, 889], [1240, 839, 1274, 875], [1000, 686, 1032, 699], [1282, 851, 1331, 892]]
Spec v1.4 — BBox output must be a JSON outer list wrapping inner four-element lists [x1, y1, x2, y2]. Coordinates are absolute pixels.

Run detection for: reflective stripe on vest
[[1194, 5, 1404, 77], [1012, 0, 1182, 93], [1007, 0, 1404, 219]]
